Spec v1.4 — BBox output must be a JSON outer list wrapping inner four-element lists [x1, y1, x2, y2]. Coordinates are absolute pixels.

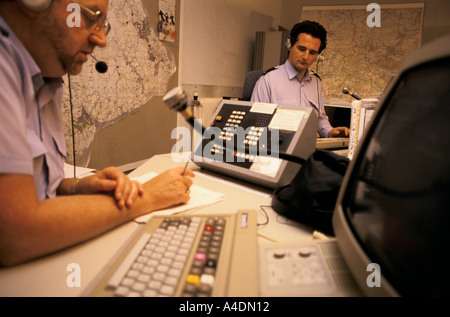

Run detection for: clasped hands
[[72, 166, 195, 209]]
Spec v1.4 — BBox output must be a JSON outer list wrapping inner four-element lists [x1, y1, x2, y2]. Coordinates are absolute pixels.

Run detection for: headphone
[[21, 0, 52, 12]]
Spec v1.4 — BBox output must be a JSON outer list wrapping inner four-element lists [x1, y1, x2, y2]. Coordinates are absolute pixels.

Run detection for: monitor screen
[[334, 50, 450, 296], [325, 105, 351, 129]]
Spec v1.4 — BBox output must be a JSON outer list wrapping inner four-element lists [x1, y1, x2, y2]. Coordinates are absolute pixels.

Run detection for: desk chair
[[242, 70, 265, 101]]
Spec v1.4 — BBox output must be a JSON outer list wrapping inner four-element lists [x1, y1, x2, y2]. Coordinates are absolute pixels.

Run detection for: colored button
[[186, 274, 201, 287], [194, 252, 207, 263]]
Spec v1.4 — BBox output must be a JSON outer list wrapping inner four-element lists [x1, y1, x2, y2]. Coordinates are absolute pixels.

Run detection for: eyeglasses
[[71, 1, 111, 36]]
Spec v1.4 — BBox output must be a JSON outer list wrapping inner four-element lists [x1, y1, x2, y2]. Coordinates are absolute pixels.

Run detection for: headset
[[21, 0, 52, 12]]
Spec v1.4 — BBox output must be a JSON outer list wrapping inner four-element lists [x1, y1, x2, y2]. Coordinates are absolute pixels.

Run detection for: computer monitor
[[324, 104, 351, 128], [333, 33, 450, 297]]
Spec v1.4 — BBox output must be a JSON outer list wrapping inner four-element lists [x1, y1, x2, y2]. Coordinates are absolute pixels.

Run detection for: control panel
[[192, 100, 318, 189]]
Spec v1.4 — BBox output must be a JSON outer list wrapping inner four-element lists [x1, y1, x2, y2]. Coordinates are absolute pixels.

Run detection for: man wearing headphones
[[0, 0, 195, 266], [251, 20, 350, 138]]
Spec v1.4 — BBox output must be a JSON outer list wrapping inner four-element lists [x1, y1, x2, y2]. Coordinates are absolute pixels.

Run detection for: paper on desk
[[131, 172, 224, 224]]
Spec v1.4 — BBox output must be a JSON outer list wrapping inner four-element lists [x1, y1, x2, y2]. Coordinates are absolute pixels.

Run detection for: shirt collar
[[285, 60, 313, 83]]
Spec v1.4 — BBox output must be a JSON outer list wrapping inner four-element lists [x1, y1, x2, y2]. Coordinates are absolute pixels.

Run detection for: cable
[[258, 205, 270, 226], [68, 74, 76, 178], [312, 55, 324, 136]]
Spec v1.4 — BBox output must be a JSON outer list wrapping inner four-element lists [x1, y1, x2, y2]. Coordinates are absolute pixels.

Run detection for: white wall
[[180, 0, 282, 94]]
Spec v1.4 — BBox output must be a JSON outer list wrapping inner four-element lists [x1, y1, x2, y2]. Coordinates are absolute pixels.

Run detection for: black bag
[[272, 149, 350, 236]]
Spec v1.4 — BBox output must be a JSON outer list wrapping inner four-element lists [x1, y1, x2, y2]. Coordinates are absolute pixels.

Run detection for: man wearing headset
[[251, 21, 350, 138], [0, 0, 194, 266]]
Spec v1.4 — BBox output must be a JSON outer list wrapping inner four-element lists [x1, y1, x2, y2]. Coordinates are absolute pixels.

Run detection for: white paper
[[132, 172, 224, 223], [250, 102, 277, 114], [269, 109, 305, 131], [249, 156, 282, 177]]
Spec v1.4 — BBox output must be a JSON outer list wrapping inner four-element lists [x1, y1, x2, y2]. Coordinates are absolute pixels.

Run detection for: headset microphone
[[91, 55, 108, 73]]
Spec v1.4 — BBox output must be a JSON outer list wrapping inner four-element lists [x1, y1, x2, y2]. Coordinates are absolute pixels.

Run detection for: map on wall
[[62, 0, 176, 167], [300, 4, 423, 106]]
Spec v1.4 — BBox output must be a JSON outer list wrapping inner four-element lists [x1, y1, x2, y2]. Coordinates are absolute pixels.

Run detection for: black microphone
[[342, 87, 361, 100], [91, 55, 108, 73]]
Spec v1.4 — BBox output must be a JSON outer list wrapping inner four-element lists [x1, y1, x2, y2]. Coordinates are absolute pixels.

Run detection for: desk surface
[[0, 153, 315, 297]]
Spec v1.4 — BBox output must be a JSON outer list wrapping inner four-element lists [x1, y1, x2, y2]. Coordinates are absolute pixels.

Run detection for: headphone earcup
[[21, 0, 52, 12]]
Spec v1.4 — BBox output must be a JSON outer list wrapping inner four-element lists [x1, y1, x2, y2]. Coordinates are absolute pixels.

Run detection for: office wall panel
[[180, 0, 282, 98]]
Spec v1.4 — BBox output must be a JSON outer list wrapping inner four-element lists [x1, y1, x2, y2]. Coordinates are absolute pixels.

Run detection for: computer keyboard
[[87, 210, 259, 297], [316, 137, 349, 149]]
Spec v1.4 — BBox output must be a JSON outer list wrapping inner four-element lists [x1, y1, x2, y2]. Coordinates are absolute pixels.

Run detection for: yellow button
[[186, 274, 200, 287]]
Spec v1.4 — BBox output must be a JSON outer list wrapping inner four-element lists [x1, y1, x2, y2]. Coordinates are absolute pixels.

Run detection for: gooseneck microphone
[[91, 55, 108, 73], [163, 86, 200, 133], [342, 87, 361, 100]]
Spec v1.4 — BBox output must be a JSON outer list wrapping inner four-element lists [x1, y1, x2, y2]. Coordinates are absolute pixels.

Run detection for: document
[[269, 109, 305, 131], [131, 172, 224, 223]]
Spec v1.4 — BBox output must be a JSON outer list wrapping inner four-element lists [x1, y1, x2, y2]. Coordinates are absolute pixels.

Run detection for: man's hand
[[328, 126, 350, 138], [75, 167, 144, 209], [143, 167, 195, 212]]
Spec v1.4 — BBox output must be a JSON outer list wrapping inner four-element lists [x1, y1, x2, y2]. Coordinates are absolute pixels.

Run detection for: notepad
[[131, 172, 224, 223]]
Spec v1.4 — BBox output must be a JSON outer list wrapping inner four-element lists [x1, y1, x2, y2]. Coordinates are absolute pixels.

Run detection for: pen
[[182, 162, 189, 175]]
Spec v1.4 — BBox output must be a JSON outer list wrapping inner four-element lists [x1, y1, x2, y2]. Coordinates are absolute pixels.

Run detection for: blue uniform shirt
[[251, 60, 333, 138], [0, 16, 66, 200]]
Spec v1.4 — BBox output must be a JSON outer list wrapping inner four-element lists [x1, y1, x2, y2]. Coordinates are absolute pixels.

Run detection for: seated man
[[0, 0, 194, 266], [251, 20, 350, 138]]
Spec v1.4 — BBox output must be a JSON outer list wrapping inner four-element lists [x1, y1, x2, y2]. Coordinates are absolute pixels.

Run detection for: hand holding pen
[[140, 164, 195, 211], [182, 161, 189, 176], [182, 161, 191, 193]]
